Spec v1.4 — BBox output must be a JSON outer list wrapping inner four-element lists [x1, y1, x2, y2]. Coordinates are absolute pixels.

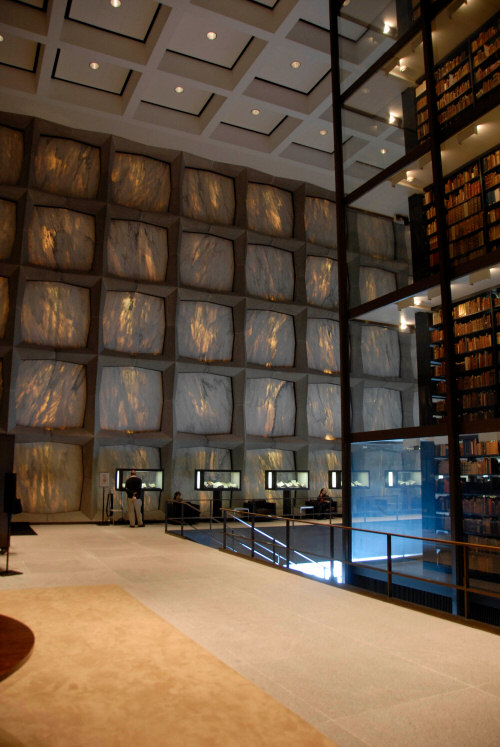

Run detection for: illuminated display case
[[194, 470, 241, 491], [265, 470, 309, 490], [329, 471, 370, 489], [115, 469, 164, 491], [385, 470, 422, 487]]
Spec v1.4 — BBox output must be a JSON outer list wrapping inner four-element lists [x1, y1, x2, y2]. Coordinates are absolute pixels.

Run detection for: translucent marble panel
[[175, 373, 232, 434], [307, 383, 341, 438], [102, 292, 165, 355], [245, 378, 295, 437], [182, 169, 235, 226], [349, 210, 395, 260], [14, 442, 82, 514], [309, 449, 341, 500], [0, 277, 9, 338], [177, 301, 233, 362], [246, 244, 294, 302], [96, 445, 160, 512], [27, 206, 95, 271], [305, 196, 337, 248], [247, 183, 293, 238], [99, 367, 163, 432], [306, 256, 338, 309], [306, 318, 340, 373], [34, 136, 100, 199], [106, 220, 168, 282], [245, 311, 295, 367], [363, 387, 402, 431], [0, 125, 23, 185], [173, 446, 230, 515], [359, 267, 396, 305], [361, 326, 400, 378], [111, 153, 170, 213], [0, 199, 16, 259], [20, 282, 90, 348], [244, 448, 294, 501], [180, 233, 234, 291], [15, 360, 86, 428]]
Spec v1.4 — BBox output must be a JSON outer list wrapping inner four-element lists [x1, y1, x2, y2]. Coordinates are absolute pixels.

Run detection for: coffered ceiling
[[0, 0, 416, 193]]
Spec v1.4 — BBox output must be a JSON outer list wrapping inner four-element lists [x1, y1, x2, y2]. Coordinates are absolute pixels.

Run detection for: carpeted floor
[[0, 584, 336, 747]]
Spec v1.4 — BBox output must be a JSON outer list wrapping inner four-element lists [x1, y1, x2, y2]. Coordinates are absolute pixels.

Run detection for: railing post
[[387, 534, 392, 598], [330, 524, 334, 582], [223, 509, 227, 550], [251, 514, 255, 558], [463, 544, 469, 619], [164, 500, 168, 533], [180, 500, 184, 538], [286, 519, 290, 568]]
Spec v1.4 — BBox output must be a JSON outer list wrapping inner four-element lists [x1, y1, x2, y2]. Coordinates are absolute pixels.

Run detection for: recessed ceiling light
[[251, 108, 261, 116], [110, 0, 121, 7], [398, 59, 408, 72], [206, 31, 217, 40], [406, 173, 415, 183], [174, 86, 184, 94], [362, 87, 370, 94], [380, 148, 387, 155], [290, 60, 301, 69], [89, 62, 99, 70], [0, 34, 4, 42], [319, 129, 328, 136]]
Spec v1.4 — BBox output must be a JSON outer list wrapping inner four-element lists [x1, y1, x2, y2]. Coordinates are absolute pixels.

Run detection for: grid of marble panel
[[0, 115, 410, 520]]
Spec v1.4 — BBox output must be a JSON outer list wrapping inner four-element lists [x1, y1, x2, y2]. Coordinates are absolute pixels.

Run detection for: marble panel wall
[[246, 183, 293, 238], [246, 244, 294, 301], [0, 125, 23, 185], [348, 210, 395, 260], [15, 361, 86, 428], [307, 383, 341, 438], [361, 326, 400, 378], [306, 318, 340, 373], [305, 197, 337, 248], [362, 387, 402, 431], [306, 256, 338, 308], [102, 291, 165, 355], [14, 442, 83, 513], [359, 267, 396, 305], [309, 449, 341, 501], [111, 153, 170, 212], [244, 448, 295, 502], [99, 367, 163, 432], [174, 373, 232, 434], [20, 282, 90, 347], [177, 301, 233, 361], [106, 220, 168, 282], [172, 446, 231, 514], [0, 277, 8, 338], [96, 445, 161, 512], [34, 137, 100, 199], [245, 378, 295, 437], [180, 233, 234, 291], [27, 207, 95, 271], [0, 199, 16, 259], [245, 310, 295, 367], [182, 168, 235, 226]]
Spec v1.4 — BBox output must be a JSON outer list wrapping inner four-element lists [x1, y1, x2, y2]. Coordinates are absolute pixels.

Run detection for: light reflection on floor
[[289, 559, 344, 583]]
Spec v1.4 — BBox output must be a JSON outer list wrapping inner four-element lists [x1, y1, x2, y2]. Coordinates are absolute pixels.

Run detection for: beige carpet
[[0, 585, 336, 746]]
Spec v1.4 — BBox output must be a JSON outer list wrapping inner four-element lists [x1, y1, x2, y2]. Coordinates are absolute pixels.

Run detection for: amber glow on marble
[[15, 361, 86, 429], [182, 169, 235, 225], [99, 367, 162, 432], [34, 137, 100, 199], [20, 282, 90, 348], [14, 442, 83, 514], [0, 277, 9, 338], [0, 126, 23, 185], [0, 199, 16, 259], [179, 302, 233, 362], [102, 292, 165, 354], [111, 153, 170, 213], [28, 207, 95, 271], [246, 184, 293, 238]]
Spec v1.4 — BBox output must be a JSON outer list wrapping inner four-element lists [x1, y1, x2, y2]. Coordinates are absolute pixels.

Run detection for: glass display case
[[385, 470, 422, 487], [194, 470, 241, 491], [115, 468, 164, 491], [329, 471, 370, 489], [265, 470, 309, 490]]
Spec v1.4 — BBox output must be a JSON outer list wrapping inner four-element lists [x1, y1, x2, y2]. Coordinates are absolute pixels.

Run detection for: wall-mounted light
[[406, 172, 415, 183], [457, 124, 478, 145], [383, 23, 393, 35], [448, 0, 468, 18], [398, 59, 407, 72], [400, 314, 408, 331], [388, 112, 401, 126]]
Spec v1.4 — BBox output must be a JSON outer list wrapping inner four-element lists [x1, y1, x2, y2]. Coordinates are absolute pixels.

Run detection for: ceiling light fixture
[[110, 0, 121, 7], [383, 22, 393, 35], [380, 148, 387, 155], [406, 172, 415, 183], [174, 86, 184, 93], [319, 129, 328, 136], [388, 112, 400, 125], [399, 59, 407, 72], [251, 108, 261, 116], [290, 60, 301, 69], [0, 34, 4, 42], [206, 31, 217, 40], [400, 314, 408, 331], [89, 62, 99, 70]]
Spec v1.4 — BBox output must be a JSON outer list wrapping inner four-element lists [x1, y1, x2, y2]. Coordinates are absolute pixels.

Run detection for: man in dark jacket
[[125, 469, 144, 527]]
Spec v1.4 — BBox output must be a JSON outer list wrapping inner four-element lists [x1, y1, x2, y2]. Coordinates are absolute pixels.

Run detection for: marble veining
[[361, 326, 400, 378], [306, 256, 338, 308], [180, 233, 234, 291], [177, 301, 233, 361], [172, 446, 231, 515], [102, 291, 165, 355], [14, 442, 83, 513], [28, 206, 95, 271], [20, 281, 90, 348], [309, 448, 341, 500], [0, 277, 9, 338], [349, 210, 395, 260], [15, 360, 86, 429], [306, 318, 340, 372], [245, 378, 295, 437], [99, 367, 163, 432], [359, 266, 396, 305], [307, 383, 341, 438], [245, 310, 295, 367], [247, 183, 293, 238], [0, 199, 16, 260], [175, 373, 232, 434], [106, 220, 168, 282], [111, 153, 170, 213], [246, 244, 294, 302], [0, 125, 23, 185], [34, 136, 100, 199], [305, 196, 337, 248], [244, 448, 294, 502], [182, 169, 235, 226], [363, 387, 402, 431]]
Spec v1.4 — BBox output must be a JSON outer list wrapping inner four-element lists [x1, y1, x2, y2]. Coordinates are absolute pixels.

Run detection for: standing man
[[125, 469, 144, 527]]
